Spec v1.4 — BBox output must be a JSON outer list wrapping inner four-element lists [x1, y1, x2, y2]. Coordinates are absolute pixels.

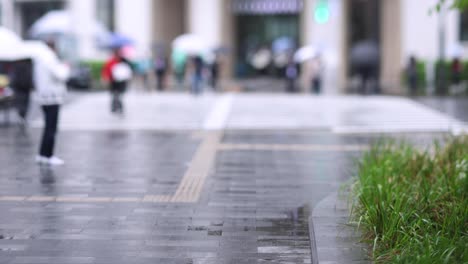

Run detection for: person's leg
[[117, 90, 124, 113], [192, 75, 200, 95], [39, 105, 59, 158], [157, 73, 163, 91], [287, 78, 295, 93], [198, 75, 203, 94], [313, 78, 319, 94], [14, 92, 30, 119], [111, 91, 118, 113]]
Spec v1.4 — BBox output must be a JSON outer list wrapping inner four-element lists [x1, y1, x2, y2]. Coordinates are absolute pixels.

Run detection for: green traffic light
[[315, 0, 330, 24]]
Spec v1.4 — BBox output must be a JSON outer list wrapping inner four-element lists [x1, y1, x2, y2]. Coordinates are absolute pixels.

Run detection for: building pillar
[[303, 0, 346, 94], [221, 0, 235, 80], [152, 0, 186, 55], [68, 0, 96, 60], [0, 0, 14, 29], [186, 0, 222, 47], [380, 0, 402, 94], [116, 0, 152, 56]]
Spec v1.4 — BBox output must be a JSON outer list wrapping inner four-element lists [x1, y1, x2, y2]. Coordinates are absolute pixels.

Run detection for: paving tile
[[0, 117, 455, 263]]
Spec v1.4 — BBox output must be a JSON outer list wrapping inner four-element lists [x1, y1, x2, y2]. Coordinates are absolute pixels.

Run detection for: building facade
[[0, 0, 466, 94]]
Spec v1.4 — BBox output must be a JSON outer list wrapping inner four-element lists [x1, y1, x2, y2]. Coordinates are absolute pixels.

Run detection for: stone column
[[116, 0, 153, 56], [152, 0, 186, 54], [186, 0, 222, 47], [380, 0, 402, 94], [303, 0, 346, 94], [68, 0, 96, 60], [220, 0, 235, 80], [0, 0, 14, 29]]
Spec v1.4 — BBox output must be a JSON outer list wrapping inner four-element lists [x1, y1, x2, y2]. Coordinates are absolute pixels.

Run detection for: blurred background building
[[0, 0, 467, 94]]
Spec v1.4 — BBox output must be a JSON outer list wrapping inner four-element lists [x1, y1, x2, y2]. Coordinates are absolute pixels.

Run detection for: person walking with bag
[[102, 48, 133, 114], [34, 41, 70, 166]]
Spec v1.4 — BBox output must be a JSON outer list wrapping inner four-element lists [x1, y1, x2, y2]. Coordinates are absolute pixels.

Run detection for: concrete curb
[[309, 192, 371, 264]]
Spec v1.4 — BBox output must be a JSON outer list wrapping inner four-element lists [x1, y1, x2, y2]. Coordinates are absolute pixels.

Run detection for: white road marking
[[202, 93, 234, 130]]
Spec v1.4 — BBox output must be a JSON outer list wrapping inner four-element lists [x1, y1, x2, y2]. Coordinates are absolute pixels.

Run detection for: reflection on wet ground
[[0, 127, 456, 263], [416, 97, 468, 123]]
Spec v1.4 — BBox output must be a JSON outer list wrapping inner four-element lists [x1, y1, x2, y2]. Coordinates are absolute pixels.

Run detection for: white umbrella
[[294, 46, 317, 63], [22, 41, 57, 64], [0, 27, 29, 61], [448, 44, 464, 58], [251, 48, 272, 70], [0, 27, 21, 44], [29, 10, 110, 40], [172, 34, 211, 56]]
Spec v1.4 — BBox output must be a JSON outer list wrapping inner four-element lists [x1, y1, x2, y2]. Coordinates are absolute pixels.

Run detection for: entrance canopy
[[232, 0, 303, 15]]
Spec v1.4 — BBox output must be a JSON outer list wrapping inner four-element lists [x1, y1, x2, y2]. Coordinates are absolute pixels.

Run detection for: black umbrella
[[350, 40, 379, 68]]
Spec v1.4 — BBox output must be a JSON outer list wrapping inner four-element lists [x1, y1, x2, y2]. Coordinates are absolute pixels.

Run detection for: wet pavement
[[416, 96, 468, 123], [0, 93, 466, 263]]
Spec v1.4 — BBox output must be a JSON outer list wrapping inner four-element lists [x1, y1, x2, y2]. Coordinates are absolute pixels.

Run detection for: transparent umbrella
[[172, 34, 212, 56], [29, 10, 110, 41], [0, 27, 29, 61], [272, 36, 295, 54], [294, 46, 317, 63]]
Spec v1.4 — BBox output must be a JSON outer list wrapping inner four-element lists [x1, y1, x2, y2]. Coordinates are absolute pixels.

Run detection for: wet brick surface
[[0, 126, 455, 263]]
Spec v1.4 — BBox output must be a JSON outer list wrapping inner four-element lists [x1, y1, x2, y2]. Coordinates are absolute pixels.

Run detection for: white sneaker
[[47, 157, 65, 166], [35, 156, 49, 164]]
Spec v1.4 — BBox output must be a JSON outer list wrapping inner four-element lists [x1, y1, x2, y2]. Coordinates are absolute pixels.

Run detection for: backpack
[[11, 59, 34, 92], [112, 62, 132, 82]]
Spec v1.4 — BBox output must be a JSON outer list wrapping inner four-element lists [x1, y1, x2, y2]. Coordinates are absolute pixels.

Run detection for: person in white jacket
[[33, 41, 70, 166]]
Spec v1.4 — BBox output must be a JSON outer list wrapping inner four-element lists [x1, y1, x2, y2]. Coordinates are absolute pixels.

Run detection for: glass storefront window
[[460, 10, 468, 41]]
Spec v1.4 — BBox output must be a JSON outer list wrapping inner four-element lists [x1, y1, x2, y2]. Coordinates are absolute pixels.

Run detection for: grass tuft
[[352, 136, 468, 263]]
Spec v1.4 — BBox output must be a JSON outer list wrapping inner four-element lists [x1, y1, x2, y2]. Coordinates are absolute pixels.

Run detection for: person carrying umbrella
[[34, 41, 70, 166], [101, 48, 133, 114]]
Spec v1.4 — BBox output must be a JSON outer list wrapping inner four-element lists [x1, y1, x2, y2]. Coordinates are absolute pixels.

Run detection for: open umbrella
[[350, 40, 379, 68], [0, 27, 21, 44], [29, 10, 110, 41], [102, 33, 134, 49], [448, 44, 464, 58], [22, 41, 57, 64], [0, 27, 29, 61], [272, 36, 295, 54], [294, 46, 317, 63], [172, 34, 211, 56]]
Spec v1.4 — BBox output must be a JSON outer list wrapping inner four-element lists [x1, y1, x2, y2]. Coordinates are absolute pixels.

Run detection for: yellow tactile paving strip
[[217, 143, 369, 152], [0, 134, 368, 204]]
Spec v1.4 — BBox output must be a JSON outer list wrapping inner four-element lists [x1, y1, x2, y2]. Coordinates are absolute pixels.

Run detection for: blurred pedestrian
[[210, 56, 220, 91], [154, 55, 167, 91], [310, 55, 323, 94], [35, 41, 70, 166], [451, 57, 463, 93], [350, 41, 379, 94], [406, 56, 418, 96], [10, 58, 34, 123], [102, 48, 133, 114], [134, 57, 151, 91], [285, 58, 299, 93], [191, 56, 204, 95]]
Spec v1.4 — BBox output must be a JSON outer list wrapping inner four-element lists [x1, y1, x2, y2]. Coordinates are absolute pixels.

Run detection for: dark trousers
[[286, 78, 296, 93], [312, 78, 321, 94], [39, 105, 59, 158], [14, 91, 31, 119], [192, 75, 202, 95], [110, 82, 126, 113], [156, 71, 165, 91]]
